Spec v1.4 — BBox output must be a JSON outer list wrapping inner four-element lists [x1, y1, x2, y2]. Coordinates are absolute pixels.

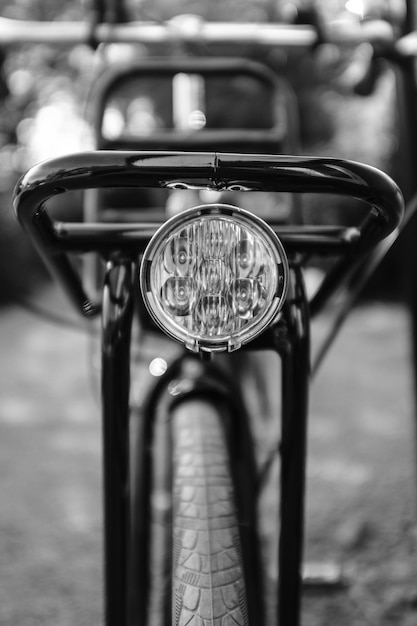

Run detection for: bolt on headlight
[[139, 204, 289, 353]]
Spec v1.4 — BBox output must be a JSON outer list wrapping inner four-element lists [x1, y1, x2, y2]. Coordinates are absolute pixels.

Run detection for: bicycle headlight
[[140, 204, 289, 352]]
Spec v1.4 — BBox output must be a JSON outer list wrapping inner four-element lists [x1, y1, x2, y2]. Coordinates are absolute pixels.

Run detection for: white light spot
[[345, 0, 364, 17], [149, 358, 168, 377]]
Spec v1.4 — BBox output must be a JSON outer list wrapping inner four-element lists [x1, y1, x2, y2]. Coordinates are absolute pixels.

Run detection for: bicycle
[[3, 3, 417, 626]]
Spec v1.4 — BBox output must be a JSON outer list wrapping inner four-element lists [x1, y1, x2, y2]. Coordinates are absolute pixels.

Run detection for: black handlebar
[[15, 151, 403, 231], [13, 151, 403, 317]]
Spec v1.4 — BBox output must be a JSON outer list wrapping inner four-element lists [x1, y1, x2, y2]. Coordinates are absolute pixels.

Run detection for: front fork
[[100, 259, 310, 626], [101, 259, 134, 626], [277, 264, 310, 626]]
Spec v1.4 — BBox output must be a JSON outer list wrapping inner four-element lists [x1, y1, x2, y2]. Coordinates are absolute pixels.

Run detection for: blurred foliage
[[0, 1, 88, 300]]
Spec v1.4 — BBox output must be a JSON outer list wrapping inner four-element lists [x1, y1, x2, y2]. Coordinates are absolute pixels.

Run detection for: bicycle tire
[[171, 399, 250, 626]]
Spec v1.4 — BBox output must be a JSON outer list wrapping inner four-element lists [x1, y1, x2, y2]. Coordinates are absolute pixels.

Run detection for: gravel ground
[[0, 288, 415, 625]]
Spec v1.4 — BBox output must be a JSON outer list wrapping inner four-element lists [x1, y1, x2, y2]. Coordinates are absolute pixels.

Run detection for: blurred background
[[0, 0, 402, 302], [0, 0, 416, 625]]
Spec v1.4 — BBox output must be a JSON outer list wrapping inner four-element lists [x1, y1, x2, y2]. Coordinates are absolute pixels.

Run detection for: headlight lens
[[140, 204, 288, 352]]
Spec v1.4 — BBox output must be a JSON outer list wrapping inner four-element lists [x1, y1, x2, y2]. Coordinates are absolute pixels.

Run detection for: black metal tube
[[13, 151, 404, 319], [215, 154, 403, 243], [101, 260, 134, 626], [14, 152, 403, 233], [311, 233, 398, 376], [14, 152, 403, 241], [49, 221, 360, 254], [100, 131, 285, 152], [309, 252, 360, 317], [311, 192, 417, 375], [278, 265, 310, 626]]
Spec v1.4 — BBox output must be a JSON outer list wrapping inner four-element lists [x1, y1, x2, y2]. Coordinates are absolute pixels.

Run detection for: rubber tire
[[171, 399, 250, 626]]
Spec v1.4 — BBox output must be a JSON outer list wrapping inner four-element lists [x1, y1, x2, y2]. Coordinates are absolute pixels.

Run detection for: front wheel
[[171, 400, 250, 626]]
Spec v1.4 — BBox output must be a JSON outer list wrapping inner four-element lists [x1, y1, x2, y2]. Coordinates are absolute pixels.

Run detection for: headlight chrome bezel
[[139, 204, 289, 353]]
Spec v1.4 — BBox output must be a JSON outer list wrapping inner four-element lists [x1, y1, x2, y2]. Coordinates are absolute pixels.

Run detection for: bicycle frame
[[14, 151, 403, 626]]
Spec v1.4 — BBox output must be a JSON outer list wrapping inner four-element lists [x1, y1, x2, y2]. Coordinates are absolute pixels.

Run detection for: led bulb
[[229, 278, 264, 319], [140, 204, 289, 352], [161, 277, 195, 316], [235, 237, 261, 277], [163, 235, 193, 275]]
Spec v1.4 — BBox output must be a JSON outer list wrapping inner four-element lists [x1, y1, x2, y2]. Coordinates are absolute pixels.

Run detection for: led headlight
[[140, 204, 289, 352]]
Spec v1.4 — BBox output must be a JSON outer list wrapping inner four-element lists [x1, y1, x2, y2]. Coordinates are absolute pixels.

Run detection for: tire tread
[[172, 401, 249, 626]]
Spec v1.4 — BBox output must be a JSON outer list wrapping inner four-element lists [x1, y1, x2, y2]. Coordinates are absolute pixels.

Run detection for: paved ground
[[0, 287, 416, 625], [305, 304, 417, 625]]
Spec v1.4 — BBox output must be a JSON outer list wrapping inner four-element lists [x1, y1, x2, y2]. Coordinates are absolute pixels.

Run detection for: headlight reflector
[[140, 204, 288, 352]]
